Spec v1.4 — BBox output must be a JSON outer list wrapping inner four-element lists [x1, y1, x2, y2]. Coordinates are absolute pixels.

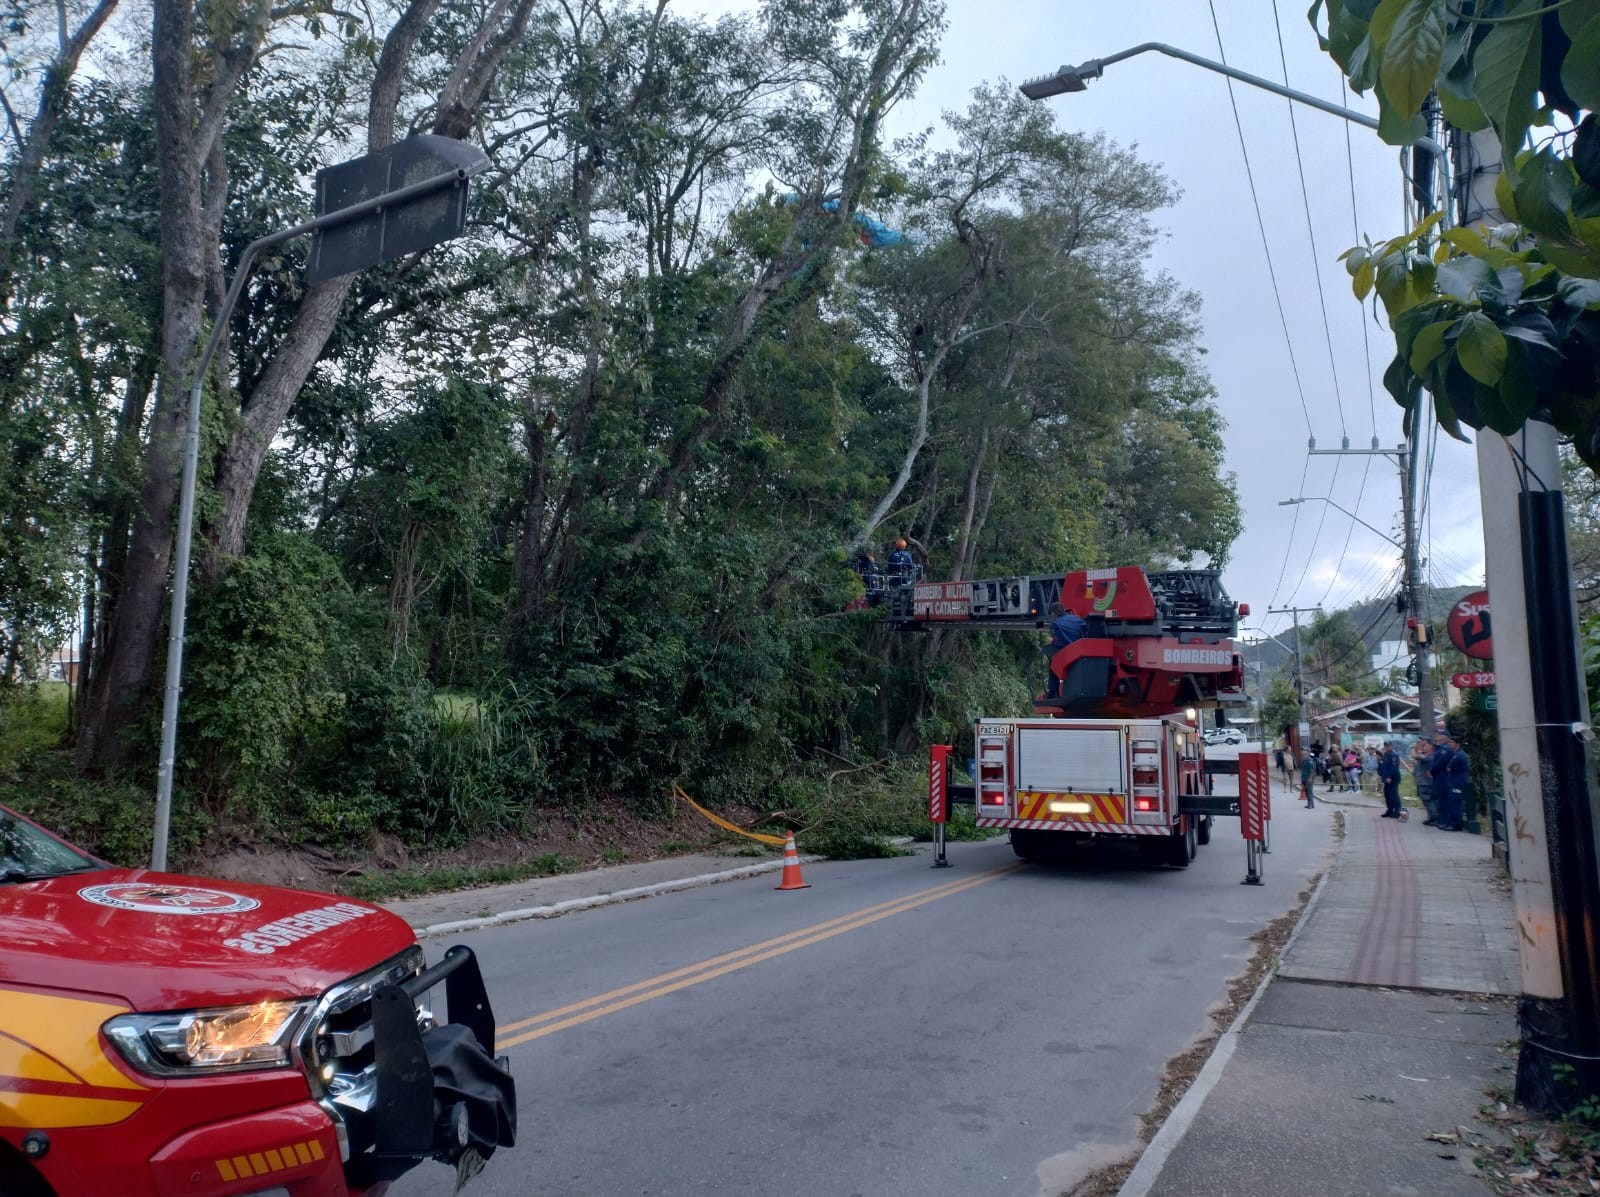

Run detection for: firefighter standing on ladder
[[1043, 601, 1085, 699]]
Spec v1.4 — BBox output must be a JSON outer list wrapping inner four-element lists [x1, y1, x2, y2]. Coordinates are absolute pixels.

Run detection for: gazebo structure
[[1311, 693, 1445, 745]]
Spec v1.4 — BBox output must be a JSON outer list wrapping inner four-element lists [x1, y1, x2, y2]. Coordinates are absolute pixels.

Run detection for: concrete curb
[[1115, 862, 1336, 1197], [412, 854, 828, 939]]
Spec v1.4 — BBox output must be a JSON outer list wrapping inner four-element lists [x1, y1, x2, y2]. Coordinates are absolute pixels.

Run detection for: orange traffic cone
[[775, 831, 810, 891]]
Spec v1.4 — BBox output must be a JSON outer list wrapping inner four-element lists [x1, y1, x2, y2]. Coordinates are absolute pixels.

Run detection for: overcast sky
[[686, 0, 1489, 640]]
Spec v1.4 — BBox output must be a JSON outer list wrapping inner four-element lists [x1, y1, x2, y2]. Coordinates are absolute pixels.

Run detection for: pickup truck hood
[[0, 867, 419, 1010]]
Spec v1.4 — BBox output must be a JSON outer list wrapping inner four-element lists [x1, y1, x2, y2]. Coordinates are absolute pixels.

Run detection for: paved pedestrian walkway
[[1123, 781, 1521, 1197]]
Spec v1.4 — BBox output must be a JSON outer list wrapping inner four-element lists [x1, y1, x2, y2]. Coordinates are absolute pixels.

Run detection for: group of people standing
[[1274, 729, 1471, 829], [1422, 731, 1472, 831], [847, 538, 919, 607]]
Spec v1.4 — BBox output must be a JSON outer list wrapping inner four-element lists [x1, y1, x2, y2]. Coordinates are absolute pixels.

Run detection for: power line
[[1317, 454, 1375, 605], [1271, 0, 1349, 440], [1285, 456, 1344, 606], [1207, 0, 1314, 437], [1339, 74, 1380, 437], [1270, 453, 1312, 609]]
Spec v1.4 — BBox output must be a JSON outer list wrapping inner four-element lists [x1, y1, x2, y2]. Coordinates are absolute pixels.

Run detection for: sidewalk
[[1123, 783, 1521, 1197]]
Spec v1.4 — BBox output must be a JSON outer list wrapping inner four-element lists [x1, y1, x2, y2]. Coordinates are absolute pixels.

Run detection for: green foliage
[[0, 681, 69, 766], [1264, 670, 1303, 737], [1445, 697, 1501, 819], [1313, 0, 1600, 465], [756, 758, 929, 859], [2, 0, 1243, 873]]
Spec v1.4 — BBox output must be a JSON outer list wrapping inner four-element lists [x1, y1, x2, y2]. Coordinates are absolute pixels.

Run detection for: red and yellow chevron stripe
[[1015, 791, 1126, 823], [0, 988, 150, 1129]]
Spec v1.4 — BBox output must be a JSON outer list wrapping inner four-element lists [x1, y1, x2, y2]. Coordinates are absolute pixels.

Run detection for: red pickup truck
[[0, 802, 515, 1196]]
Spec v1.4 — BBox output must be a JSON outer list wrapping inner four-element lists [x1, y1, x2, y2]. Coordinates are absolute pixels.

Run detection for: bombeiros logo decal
[[79, 882, 261, 915], [224, 901, 381, 955], [1162, 647, 1230, 665]]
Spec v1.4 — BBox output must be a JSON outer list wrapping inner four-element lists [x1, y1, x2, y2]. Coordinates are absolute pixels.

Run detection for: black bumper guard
[[354, 944, 517, 1184]]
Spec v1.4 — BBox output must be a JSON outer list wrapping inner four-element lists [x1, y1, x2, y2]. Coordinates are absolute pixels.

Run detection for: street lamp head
[[1019, 60, 1103, 100], [1278, 498, 1304, 507]]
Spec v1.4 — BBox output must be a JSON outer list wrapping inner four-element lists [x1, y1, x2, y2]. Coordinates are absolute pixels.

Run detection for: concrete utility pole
[[1454, 125, 1600, 1107]]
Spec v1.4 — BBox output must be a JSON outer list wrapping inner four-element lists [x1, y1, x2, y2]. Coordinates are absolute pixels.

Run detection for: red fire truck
[[0, 802, 515, 1196], [894, 566, 1254, 867]]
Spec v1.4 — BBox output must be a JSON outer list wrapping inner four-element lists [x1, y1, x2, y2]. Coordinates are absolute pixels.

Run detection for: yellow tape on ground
[[674, 784, 789, 846]]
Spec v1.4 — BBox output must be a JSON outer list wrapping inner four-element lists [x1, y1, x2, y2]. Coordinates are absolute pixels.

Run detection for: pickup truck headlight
[[105, 999, 314, 1076]]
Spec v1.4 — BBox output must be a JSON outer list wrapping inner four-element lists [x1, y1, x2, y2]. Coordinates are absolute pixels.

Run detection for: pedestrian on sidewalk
[[1301, 748, 1317, 809], [1443, 733, 1470, 831], [1342, 746, 1361, 792], [1426, 732, 1452, 827], [1365, 744, 1381, 793], [1378, 741, 1403, 818], [1274, 733, 1290, 784]]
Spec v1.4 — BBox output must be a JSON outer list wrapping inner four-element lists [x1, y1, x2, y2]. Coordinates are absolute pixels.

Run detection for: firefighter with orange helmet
[[887, 537, 915, 586]]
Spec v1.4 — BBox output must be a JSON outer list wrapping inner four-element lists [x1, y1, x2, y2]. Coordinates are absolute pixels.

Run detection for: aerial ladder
[[894, 566, 1271, 878]]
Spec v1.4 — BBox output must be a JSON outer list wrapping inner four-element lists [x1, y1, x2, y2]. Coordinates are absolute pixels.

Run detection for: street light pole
[[1019, 42, 1446, 160], [150, 138, 488, 871], [1278, 494, 1399, 548]]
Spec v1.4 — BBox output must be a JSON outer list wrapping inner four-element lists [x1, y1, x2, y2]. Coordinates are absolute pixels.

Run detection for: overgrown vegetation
[[0, 0, 1240, 869]]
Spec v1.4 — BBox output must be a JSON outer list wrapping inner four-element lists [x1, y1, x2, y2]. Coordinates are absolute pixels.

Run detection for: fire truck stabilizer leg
[[1242, 839, 1264, 885], [932, 822, 952, 868]]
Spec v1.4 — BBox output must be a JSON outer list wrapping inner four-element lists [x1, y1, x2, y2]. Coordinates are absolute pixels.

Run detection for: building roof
[[1311, 692, 1445, 731]]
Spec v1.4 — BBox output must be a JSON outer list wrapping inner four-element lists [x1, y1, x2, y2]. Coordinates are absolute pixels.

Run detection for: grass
[[0, 682, 71, 770], [342, 852, 579, 901]]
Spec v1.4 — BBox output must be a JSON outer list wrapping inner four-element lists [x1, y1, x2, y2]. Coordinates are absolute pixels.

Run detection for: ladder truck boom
[[888, 566, 1249, 719]]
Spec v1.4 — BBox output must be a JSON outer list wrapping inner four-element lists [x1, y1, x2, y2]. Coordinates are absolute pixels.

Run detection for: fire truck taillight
[[981, 792, 1005, 805], [1134, 796, 1157, 812]]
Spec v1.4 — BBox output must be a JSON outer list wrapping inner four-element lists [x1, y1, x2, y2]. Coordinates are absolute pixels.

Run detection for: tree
[[1310, 0, 1600, 466]]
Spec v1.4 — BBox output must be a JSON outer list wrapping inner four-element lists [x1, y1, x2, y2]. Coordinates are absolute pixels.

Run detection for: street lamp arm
[[1280, 495, 1401, 548], [1023, 42, 1446, 160]]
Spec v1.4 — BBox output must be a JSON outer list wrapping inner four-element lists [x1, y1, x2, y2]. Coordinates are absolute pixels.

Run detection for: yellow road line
[[495, 868, 999, 1036], [496, 865, 1018, 1049]]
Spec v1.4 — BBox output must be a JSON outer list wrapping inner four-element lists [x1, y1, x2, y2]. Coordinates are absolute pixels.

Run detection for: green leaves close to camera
[[1313, 0, 1600, 463], [1456, 312, 1507, 385], [1373, 0, 1448, 121]]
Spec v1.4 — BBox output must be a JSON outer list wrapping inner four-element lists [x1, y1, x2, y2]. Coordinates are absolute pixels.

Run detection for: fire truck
[[892, 566, 1253, 868], [0, 802, 515, 1196]]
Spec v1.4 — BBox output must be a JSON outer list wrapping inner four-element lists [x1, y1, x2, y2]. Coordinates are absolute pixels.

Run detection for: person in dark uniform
[[1443, 733, 1470, 831], [887, 538, 915, 586], [1043, 601, 1085, 699], [1301, 748, 1317, 809], [1378, 741, 1403, 819], [1427, 732, 1452, 827]]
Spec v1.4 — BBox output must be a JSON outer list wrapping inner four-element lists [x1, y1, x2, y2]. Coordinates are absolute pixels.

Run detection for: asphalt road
[[394, 791, 1330, 1197]]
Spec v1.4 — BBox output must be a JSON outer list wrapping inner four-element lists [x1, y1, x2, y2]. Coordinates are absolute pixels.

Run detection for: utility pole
[[1267, 604, 1321, 757], [1395, 446, 1435, 744], [1454, 124, 1600, 1108], [1306, 444, 1435, 738]]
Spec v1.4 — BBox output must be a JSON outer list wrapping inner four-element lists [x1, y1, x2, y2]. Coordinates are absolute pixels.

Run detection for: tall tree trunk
[[75, 0, 204, 771], [949, 424, 989, 581]]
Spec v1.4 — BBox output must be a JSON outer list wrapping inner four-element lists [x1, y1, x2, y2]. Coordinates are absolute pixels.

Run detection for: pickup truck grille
[[296, 945, 427, 1158]]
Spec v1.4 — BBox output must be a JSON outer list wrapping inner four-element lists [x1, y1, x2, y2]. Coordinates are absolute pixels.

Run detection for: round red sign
[[1446, 589, 1493, 660]]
